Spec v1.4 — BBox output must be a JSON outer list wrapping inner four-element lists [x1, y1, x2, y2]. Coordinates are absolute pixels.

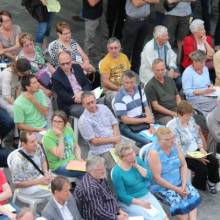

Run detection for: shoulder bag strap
[[18, 149, 44, 176], [138, 85, 145, 114]]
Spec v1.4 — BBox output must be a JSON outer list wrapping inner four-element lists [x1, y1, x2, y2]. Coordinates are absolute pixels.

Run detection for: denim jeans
[[53, 164, 85, 178], [120, 123, 151, 146], [35, 12, 54, 44], [0, 107, 14, 140]]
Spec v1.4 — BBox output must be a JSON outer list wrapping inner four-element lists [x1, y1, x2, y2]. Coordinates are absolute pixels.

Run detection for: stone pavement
[[1, 0, 220, 219]]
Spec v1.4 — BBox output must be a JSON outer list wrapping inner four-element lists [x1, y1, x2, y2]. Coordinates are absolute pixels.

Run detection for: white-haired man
[[139, 25, 178, 85], [74, 156, 128, 220]]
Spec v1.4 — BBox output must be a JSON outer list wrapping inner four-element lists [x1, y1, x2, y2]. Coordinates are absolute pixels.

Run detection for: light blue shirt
[[182, 65, 211, 101], [126, 0, 150, 18], [165, 2, 191, 16]]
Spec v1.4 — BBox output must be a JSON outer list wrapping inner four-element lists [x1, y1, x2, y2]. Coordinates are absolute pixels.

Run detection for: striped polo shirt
[[114, 85, 148, 118]]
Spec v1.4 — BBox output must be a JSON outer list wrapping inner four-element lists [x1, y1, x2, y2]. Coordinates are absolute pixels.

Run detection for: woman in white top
[[167, 100, 219, 194], [0, 58, 31, 116]]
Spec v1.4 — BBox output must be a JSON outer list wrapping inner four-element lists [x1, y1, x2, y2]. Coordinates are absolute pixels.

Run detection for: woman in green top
[[112, 142, 168, 220], [43, 110, 85, 178]]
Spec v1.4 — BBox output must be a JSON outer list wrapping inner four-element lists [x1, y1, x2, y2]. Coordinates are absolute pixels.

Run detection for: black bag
[[130, 123, 150, 132], [22, 0, 49, 22], [163, 0, 178, 11], [129, 86, 150, 132]]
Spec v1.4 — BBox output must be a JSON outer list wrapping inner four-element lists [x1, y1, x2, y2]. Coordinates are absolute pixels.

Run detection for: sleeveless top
[[151, 142, 182, 192]]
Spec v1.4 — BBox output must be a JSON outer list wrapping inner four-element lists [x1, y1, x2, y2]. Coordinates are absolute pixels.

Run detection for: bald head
[[58, 51, 72, 73]]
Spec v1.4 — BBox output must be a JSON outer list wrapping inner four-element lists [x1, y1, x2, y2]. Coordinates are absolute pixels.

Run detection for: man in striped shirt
[[74, 156, 128, 220], [114, 70, 154, 146]]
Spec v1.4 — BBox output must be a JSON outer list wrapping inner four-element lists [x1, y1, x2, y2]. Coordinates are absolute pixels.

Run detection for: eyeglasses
[[61, 31, 71, 36], [122, 150, 134, 158], [109, 46, 119, 50], [60, 60, 72, 66], [52, 120, 64, 123], [161, 136, 175, 142], [2, 19, 11, 23]]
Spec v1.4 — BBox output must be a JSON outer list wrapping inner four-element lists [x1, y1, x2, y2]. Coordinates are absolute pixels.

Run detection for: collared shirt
[[78, 104, 118, 155], [125, 0, 150, 18], [114, 85, 147, 118], [11, 145, 46, 183], [53, 198, 73, 220], [67, 71, 82, 93], [145, 76, 178, 119], [158, 45, 165, 61], [74, 173, 119, 220]]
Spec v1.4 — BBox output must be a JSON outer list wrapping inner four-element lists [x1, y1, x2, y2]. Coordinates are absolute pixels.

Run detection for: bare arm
[[74, 144, 82, 160], [0, 183, 12, 202], [30, 98, 48, 116], [76, 43, 90, 64], [23, 92, 48, 117], [101, 73, 120, 91], [49, 135, 65, 159], [42, 160, 49, 175], [90, 124, 120, 146], [133, 162, 147, 178], [148, 150, 179, 191], [132, 0, 159, 7], [0, 35, 20, 54], [151, 100, 177, 117], [204, 41, 215, 58], [17, 123, 44, 132], [176, 94, 181, 105], [90, 137, 119, 146], [14, 178, 44, 188], [112, 123, 120, 137], [177, 146, 188, 188]]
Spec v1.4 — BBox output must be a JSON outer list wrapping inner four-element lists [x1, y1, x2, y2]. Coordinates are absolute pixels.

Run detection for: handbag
[[129, 85, 150, 132], [36, 67, 52, 89], [22, 0, 49, 22]]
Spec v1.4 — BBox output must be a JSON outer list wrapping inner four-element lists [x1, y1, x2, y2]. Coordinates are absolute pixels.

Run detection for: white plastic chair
[[0, 63, 7, 72], [139, 143, 153, 161], [69, 115, 79, 139], [7, 149, 47, 212]]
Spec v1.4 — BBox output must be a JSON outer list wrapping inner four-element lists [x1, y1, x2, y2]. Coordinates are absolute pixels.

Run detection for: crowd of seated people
[[1, 0, 220, 219]]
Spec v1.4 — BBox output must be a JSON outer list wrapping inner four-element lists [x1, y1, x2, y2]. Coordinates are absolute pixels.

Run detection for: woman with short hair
[[42, 110, 85, 178], [112, 141, 168, 220], [17, 32, 55, 89], [0, 10, 21, 61], [167, 100, 220, 193], [181, 19, 215, 70], [182, 50, 217, 117], [48, 21, 94, 72], [0, 58, 31, 116], [148, 127, 200, 220]]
